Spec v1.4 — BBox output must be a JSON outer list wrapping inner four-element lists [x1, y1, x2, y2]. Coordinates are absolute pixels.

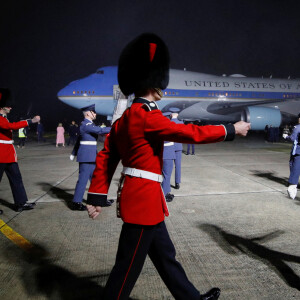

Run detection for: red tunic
[[87, 98, 235, 225], [0, 115, 30, 163]]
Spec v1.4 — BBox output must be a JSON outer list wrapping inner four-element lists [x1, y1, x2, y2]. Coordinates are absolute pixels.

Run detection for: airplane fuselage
[[58, 66, 300, 129]]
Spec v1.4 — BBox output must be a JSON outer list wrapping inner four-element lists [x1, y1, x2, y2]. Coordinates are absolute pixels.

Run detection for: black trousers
[[18, 138, 26, 147], [103, 221, 200, 300], [67, 135, 77, 146], [0, 162, 28, 205]]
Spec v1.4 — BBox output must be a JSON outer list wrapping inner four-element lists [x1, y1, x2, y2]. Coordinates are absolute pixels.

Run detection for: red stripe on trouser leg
[[117, 228, 144, 300]]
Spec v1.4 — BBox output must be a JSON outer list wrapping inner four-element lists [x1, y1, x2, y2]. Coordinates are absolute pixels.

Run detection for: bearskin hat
[[118, 33, 170, 96], [0, 88, 12, 108]]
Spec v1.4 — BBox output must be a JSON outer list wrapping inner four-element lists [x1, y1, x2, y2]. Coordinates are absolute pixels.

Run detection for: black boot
[[200, 288, 220, 300], [15, 202, 36, 212], [106, 199, 114, 206], [72, 202, 87, 211], [165, 193, 174, 202]]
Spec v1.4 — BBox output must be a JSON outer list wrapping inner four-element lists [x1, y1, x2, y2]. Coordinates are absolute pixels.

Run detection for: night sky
[[1, 0, 300, 129]]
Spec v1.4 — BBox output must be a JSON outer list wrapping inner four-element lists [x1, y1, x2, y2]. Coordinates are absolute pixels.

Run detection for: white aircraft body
[[57, 66, 300, 130]]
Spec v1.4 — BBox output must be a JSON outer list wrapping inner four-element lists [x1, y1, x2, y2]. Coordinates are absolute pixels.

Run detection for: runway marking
[[33, 168, 78, 202], [173, 189, 286, 198], [0, 219, 33, 251]]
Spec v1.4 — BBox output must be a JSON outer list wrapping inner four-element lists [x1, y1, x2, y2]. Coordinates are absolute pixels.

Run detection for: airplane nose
[[57, 79, 80, 98], [57, 86, 67, 98]]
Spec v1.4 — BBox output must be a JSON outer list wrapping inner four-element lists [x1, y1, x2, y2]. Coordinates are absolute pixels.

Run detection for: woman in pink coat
[[56, 123, 65, 147]]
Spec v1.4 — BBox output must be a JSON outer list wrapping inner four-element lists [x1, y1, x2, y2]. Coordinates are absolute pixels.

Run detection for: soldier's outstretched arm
[[0, 117, 32, 130]]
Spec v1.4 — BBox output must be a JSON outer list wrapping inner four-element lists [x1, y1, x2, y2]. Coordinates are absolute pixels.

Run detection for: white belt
[[80, 141, 97, 145], [0, 140, 14, 144], [164, 142, 174, 146], [122, 167, 163, 183]]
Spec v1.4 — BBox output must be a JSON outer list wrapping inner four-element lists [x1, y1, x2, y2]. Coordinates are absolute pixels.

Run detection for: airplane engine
[[241, 107, 282, 130]]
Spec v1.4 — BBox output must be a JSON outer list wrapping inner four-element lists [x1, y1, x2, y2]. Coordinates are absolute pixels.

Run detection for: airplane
[[57, 66, 300, 130]]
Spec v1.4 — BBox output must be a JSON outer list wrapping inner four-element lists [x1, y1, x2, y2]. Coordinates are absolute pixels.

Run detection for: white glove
[[70, 154, 75, 161], [282, 134, 288, 139]]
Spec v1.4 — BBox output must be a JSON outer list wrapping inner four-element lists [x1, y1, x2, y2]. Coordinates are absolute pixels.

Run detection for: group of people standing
[[56, 120, 80, 147], [15, 119, 79, 148]]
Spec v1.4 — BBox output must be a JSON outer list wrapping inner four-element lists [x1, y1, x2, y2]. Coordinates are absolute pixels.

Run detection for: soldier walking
[[86, 33, 250, 300], [70, 104, 111, 211], [0, 88, 40, 212]]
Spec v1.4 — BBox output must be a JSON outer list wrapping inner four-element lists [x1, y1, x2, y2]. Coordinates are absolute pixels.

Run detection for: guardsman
[[0, 88, 40, 212], [70, 104, 111, 211], [170, 108, 184, 189], [161, 112, 176, 202], [86, 33, 250, 300], [283, 114, 300, 199]]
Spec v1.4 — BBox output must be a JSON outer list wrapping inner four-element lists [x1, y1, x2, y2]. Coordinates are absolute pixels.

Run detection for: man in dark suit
[[67, 120, 78, 146]]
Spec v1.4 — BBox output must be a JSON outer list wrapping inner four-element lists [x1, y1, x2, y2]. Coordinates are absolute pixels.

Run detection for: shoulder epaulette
[[141, 102, 159, 112]]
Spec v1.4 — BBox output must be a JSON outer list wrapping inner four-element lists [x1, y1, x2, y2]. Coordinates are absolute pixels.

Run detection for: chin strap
[[153, 88, 163, 98]]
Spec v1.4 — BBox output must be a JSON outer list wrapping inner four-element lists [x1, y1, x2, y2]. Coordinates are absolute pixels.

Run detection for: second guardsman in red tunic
[[86, 33, 250, 300], [0, 88, 40, 212]]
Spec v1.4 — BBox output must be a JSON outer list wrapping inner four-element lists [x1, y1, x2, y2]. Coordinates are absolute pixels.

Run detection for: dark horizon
[[1, 0, 300, 130]]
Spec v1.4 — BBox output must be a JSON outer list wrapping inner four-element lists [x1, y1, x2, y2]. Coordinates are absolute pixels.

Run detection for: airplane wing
[[206, 98, 284, 115], [176, 97, 299, 126]]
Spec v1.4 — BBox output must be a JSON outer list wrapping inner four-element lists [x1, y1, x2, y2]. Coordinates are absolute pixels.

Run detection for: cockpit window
[[96, 70, 104, 74]]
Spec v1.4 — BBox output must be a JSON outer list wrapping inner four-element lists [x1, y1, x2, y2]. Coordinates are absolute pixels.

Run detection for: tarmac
[[0, 132, 300, 300]]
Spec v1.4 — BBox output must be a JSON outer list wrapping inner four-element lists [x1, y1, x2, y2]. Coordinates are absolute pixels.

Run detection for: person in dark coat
[[36, 121, 45, 143], [283, 114, 300, 199], [67, 120, 78, 146]]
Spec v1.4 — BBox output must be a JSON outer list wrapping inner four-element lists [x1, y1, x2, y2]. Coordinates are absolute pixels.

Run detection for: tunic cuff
[[223, 124, 235, 141], [26, 119, 32, 125], [87, 193, 110, 206]]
